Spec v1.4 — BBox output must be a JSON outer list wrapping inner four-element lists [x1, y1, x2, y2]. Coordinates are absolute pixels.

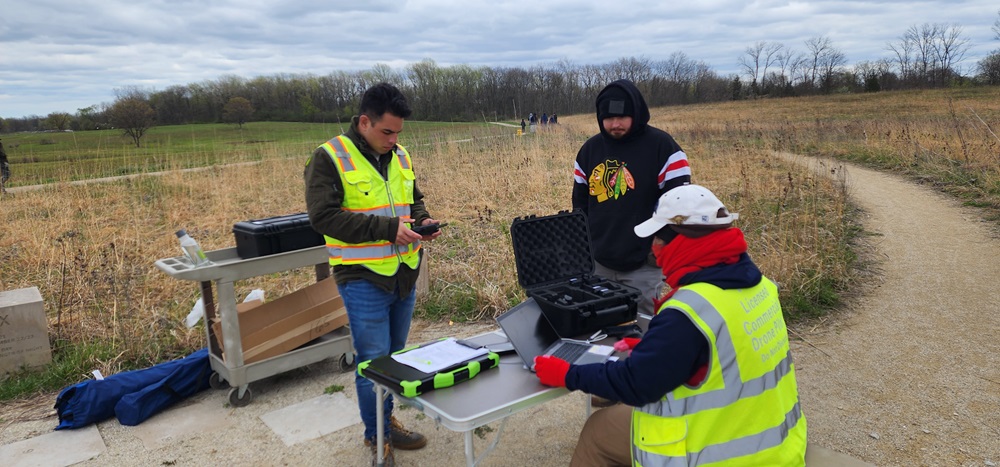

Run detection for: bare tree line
[[738, 22, 990, 97], [4, 55, 734, 135], [3, 16, 1000, 137]]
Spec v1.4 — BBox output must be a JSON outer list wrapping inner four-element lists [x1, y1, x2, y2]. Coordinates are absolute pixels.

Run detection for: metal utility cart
[[155, 245, 354, 407]]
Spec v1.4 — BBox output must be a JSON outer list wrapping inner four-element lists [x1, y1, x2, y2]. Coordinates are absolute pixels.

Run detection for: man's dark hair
[[359, 82, 412, 121]]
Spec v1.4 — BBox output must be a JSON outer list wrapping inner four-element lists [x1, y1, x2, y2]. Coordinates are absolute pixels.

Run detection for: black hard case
[[509, 211, 640, 337], [232, 213, 325, 259]]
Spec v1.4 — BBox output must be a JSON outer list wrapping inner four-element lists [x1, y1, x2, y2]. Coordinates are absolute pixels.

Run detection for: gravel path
[[3, 154, 999, 466], [778, 153, 1000, 467]]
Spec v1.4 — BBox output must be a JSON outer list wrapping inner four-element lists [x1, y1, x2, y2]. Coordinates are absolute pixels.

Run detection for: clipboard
[[357, 338, 500, 398]]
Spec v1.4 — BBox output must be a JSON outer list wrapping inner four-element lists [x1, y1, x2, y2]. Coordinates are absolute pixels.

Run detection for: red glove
[[613, 337, 641, 353], [687, 364, 708, 386], [534, 355, 570, 387]]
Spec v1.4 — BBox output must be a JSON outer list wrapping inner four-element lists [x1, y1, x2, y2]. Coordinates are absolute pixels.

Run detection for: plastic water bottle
[[176, 229, 211, 267]]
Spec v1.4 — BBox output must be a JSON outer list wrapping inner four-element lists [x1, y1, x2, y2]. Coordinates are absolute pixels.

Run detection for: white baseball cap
[[634, 184, 739, 238]]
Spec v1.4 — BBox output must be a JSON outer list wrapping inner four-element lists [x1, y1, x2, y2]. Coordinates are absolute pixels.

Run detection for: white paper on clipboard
[[392, 338, 489, 373]]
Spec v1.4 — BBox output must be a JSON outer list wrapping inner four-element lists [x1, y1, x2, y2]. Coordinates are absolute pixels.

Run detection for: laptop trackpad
[[485, 341, 515, 354], [576, 345, 614, 365]]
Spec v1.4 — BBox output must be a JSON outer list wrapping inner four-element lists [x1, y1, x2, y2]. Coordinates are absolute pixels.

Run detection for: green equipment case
[[357, 339, 500, 398]]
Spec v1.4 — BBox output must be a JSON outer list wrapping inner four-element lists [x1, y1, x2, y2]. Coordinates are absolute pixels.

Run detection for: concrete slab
[[0, 424, 105, 467], [129, 399, 235, 451], [806, 443, 876, 466], [260, 392, 360, 446]]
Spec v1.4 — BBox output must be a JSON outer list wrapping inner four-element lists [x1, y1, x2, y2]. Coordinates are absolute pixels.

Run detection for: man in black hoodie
[[572, 79, 691, 317]]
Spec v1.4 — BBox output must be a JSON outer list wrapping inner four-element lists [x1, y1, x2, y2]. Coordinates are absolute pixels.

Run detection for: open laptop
[[496, 298, 614, 371]]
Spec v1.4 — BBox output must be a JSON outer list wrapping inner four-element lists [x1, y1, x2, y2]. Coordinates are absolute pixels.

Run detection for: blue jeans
[[340, 279, 416, 441]]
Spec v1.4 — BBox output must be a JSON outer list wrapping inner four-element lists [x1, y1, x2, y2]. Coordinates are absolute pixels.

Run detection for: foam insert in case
[[510, 211, 640, 337]]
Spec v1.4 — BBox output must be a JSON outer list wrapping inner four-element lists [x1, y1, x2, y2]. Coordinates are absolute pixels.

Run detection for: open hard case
[[510, 210, 640, 337]]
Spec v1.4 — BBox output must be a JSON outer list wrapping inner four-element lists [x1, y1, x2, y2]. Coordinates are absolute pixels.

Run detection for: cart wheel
[[228, 387, 253, 407], [339, 353, 356, 372], [209, 372, 227, 390]]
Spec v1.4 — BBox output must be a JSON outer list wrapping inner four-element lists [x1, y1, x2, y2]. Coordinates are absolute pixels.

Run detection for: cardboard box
[[211, 278, 348, 364]]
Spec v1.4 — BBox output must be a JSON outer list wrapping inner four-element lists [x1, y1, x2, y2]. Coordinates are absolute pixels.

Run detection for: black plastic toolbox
[[233, 213, 325, 259], [510, 210, 640, 337]]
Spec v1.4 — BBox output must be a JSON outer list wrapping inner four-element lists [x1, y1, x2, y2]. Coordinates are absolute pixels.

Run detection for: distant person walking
[[520, 118, 526, 134], [0, 138, 10, 193]]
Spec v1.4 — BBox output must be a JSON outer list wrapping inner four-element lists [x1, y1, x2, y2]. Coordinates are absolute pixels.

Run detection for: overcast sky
[[2, 1, 998, 119]]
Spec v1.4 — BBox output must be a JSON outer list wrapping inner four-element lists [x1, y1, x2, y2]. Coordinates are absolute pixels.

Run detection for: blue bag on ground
[[114, 349, 211, 426], [54, 348, 210, 430]]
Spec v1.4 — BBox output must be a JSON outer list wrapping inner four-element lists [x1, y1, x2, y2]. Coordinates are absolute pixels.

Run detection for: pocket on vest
[[633, 411, 687, 456]]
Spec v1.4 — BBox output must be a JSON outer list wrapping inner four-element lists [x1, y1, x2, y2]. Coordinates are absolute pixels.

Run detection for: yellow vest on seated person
[[631, 279, 807, 466]]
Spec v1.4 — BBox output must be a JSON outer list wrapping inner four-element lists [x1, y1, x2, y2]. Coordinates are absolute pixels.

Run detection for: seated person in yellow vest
[[534, 184, 807, 466], [305, 82, 441, 465]]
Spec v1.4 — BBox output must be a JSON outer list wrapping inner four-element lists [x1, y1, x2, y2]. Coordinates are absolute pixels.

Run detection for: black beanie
[[597, 86, 633, 120]]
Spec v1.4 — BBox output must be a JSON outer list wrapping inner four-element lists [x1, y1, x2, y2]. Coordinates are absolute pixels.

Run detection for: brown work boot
[[363, 416, 427, 450], [368, 438, 394, 467], [389, 415, 427, 450]]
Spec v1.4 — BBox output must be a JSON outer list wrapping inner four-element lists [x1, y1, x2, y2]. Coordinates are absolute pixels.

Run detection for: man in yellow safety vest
[[535, 184, 807, 466], [305, 82, 441, 467]]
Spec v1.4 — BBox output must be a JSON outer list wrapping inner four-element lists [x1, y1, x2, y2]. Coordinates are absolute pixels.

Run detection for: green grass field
[[1, 121, 502, 186]]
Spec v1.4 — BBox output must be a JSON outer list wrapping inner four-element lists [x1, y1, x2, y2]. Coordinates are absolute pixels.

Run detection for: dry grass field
[[4, 86, 999, 397]]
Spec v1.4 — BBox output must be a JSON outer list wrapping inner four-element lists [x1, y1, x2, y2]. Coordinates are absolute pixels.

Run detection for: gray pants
[[594, 261, 664, 318]]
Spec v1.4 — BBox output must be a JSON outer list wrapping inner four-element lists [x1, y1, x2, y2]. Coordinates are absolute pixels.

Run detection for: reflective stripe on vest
[[632, 280, 806, 466], [318, 136, 419, 275]]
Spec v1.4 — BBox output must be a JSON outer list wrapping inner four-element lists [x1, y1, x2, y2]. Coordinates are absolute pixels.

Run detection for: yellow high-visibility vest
[[631, 279, 807, 466], [318, 135, 420, 276]]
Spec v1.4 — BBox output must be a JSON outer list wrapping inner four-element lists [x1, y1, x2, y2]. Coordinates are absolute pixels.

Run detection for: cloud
[[1, 0, 998, 118]]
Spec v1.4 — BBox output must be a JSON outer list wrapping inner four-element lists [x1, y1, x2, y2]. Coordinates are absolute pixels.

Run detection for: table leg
[[376, 384, 385, 467], [215, 280, 245, 373], [464, 430, 475, 466], [464, 417, 509, 467]]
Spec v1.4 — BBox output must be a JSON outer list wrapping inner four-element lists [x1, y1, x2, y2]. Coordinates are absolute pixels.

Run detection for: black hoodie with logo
[[572, 79, 692, 271]]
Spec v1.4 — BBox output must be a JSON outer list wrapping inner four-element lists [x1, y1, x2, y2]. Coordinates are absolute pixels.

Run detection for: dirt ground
[[2, 154, 999, 466]]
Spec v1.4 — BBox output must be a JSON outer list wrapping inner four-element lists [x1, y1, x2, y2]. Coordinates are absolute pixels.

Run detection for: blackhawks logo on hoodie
[[588, 159, 635, 202]]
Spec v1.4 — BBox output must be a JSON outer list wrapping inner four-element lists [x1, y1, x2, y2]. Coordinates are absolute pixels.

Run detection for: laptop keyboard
[[550, 342, 589, 362]]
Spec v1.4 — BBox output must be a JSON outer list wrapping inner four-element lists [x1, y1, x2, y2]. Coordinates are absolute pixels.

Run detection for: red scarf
[[652, 228, 748, 312]]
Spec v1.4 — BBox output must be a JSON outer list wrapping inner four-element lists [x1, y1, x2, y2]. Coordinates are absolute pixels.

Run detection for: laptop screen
[[496, 298, 561, 369]]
